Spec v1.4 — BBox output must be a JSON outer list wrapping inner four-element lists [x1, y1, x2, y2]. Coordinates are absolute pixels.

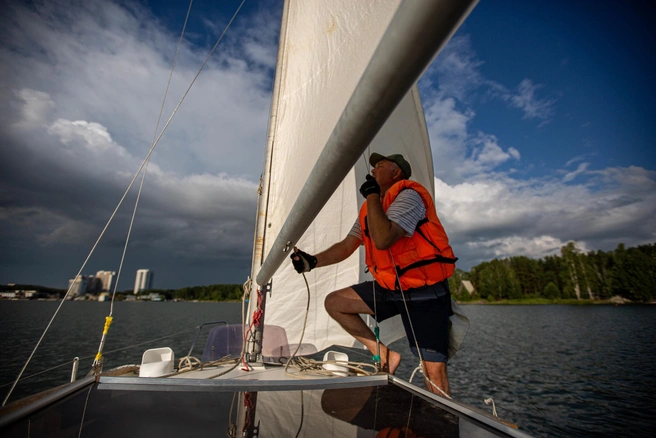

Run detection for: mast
[[246, 0, 291, 363], [256, 0, 478, 286], [249, 0, 292, 280]]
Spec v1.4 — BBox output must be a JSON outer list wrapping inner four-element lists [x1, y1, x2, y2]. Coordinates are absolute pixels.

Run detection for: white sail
[[250, 0, 436, 354]]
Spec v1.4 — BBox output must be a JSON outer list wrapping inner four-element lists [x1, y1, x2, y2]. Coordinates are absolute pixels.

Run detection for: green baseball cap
[[369, 153, 412, 179]]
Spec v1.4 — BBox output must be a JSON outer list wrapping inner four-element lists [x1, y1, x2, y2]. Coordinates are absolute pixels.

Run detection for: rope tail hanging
[[389, 249, 451, 399], [360, 145, 383, 371], [371, 282, 381, 371]]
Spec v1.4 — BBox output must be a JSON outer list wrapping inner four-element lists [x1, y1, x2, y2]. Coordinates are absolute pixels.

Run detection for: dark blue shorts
[[351, 280, 452, 363]]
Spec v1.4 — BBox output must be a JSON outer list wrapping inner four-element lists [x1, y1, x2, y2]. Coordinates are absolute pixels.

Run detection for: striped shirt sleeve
[[348, 219, 363, 241], [387, 189, 426, 236], [347, 189, 426, 240]]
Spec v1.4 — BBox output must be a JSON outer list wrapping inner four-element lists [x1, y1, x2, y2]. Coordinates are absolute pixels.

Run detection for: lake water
[[0, 301, 654, 437]]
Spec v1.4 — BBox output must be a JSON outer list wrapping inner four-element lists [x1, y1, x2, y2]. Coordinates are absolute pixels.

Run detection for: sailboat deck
[[99, 363, 389, 391], [2, 366, 532, 438]]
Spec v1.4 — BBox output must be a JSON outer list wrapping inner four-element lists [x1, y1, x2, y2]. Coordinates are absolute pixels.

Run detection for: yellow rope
[[103, 316, 113, 334], [92, 316, 114, 366]]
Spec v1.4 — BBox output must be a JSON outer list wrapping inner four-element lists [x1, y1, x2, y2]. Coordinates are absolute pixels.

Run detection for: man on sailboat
[[291, 153, 457, 396]]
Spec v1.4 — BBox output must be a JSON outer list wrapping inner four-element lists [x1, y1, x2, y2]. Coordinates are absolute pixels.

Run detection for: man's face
[[371, 159, 400, 189]]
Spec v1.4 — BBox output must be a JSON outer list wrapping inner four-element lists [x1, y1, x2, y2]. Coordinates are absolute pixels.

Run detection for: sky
[[0, 0, 654, 291]]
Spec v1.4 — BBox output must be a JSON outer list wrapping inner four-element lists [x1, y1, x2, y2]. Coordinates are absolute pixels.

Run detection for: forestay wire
[[2, 0, 248, 405]]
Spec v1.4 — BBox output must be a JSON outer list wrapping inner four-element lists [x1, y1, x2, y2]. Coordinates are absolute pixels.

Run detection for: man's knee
[[324, 291, 339, 315], [324, 287, 367, 316]]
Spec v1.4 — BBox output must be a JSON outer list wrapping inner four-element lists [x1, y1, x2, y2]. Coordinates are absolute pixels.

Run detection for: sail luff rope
[[92, 0, 196, 374]]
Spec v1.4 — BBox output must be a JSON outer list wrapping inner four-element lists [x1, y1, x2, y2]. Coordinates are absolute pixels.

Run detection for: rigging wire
[[361, 144, 382, 370], [92, 0, 195, 375], [2, 0, 250, 404], [109, 2, 194, 315], [77, 384, 93, 438], [0, 328, 196, 389], [389, 249, 451, 399]]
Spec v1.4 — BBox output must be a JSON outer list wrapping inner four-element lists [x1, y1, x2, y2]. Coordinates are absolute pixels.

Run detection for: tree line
[[135, 284, 243, 302], [448, 242, 656, 302]]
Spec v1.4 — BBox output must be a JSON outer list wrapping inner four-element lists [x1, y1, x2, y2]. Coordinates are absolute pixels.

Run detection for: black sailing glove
[[290, 248, 318, 273], [359, 174, 380, 198]]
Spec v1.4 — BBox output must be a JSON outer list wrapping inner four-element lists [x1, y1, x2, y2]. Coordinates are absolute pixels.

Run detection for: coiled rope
[[283, 273, 378, 379], [165, 278, 254, 379]]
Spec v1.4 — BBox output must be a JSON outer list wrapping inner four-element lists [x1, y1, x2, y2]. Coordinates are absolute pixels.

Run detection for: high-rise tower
[[134, 269, 154, 293], [95, 270, 116, 292]]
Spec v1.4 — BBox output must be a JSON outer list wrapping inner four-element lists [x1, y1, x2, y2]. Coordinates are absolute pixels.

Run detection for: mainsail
[[248, 0, 437, 354]]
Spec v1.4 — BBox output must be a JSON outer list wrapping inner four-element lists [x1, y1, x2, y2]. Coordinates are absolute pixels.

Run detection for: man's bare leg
[[325, 287, 401, 374], [422, 360, 450, 397]]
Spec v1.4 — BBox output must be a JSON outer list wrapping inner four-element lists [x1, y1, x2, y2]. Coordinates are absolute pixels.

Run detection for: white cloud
[[565, 155, 586, 167], [48, 119, 125, 155], [462, 134, 520, 175], [0, 0, 652, 288], [509, 79, 556, 121], [424, 95, 520, 183], [467, 235, 576, 260], [0, 0, 271, 286], [434, 166, 656, 267], [0, 0, 272, 179], [13, 89, 55, 129], [422, 32, 655, 268], [11, 88, 258, 250], [428, 35, 485, 101], [562, 162, 589, 182]]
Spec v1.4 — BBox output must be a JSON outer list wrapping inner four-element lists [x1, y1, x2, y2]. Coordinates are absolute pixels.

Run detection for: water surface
[[1, 301, 654, 437]]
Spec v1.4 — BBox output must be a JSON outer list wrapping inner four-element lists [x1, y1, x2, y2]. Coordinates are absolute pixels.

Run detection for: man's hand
[[290, 247, 318, 273], [359, 175, 380, 198]]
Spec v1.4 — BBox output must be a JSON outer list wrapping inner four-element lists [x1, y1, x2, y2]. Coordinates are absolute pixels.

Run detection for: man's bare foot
[[381, 350, 402, 375]]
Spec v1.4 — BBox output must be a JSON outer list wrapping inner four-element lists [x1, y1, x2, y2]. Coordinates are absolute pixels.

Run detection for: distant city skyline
[[66, 270, 116, 298], [95, 270, 115, 293]]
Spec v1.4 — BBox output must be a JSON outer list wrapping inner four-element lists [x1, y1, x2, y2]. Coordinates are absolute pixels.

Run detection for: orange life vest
[[359, 180, 457, 290]]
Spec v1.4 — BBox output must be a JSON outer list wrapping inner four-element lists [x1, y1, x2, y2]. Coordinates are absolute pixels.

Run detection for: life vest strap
[[394, 254, 458, 278]]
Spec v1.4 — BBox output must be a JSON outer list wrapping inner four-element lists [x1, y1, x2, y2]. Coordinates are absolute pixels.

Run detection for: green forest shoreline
[[4, 242, 654, 303], [449, 242, 655, 303]]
